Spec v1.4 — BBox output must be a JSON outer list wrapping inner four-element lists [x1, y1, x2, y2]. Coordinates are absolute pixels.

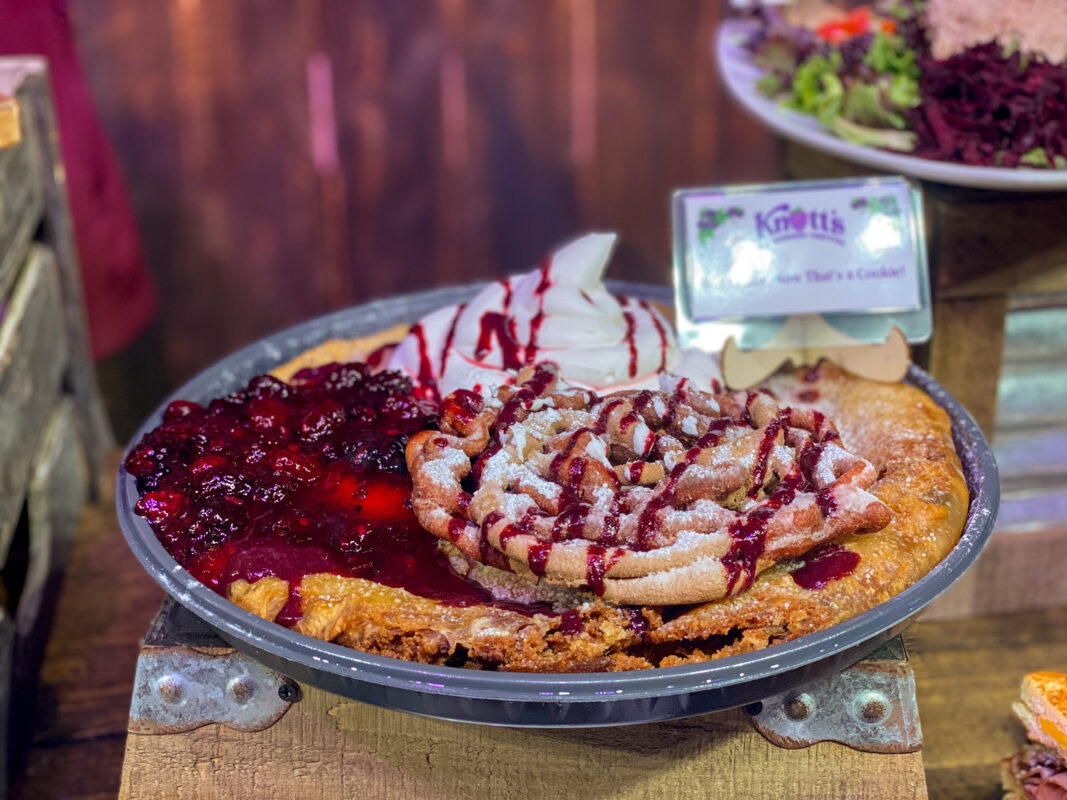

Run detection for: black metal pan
[[117, 283, 999, 727]]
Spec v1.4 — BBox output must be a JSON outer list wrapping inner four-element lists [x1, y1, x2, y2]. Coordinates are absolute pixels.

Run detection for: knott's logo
[[755, 203, 845, 245]]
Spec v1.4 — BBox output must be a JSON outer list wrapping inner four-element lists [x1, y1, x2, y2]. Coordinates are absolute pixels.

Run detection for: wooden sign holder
[[721, 315, 910, 389]]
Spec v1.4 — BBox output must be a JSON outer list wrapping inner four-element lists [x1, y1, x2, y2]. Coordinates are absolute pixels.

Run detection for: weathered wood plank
[[908, 607, 1067, 800], [0, 66, 45, 305], [17, 398, 89, 638], [14, 735, 130, 800], [9, 399, 90, 769], [0, 246, 66, 565], [924, 525, 1067, 620], [24, 453, 163, 748], [119, 686, 927, 800], [926, 295, 1007, 438], [17, 66, 115, 491]]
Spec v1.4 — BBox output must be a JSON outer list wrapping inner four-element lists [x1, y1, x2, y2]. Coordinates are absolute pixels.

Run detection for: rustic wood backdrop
[[71, 0, 779, 387]]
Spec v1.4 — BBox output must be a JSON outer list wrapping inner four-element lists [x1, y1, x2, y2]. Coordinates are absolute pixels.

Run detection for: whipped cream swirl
[[387, 232, 722, 398]]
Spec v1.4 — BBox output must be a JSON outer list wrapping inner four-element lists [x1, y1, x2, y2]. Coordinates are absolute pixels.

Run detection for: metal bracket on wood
[[745, 637, 922, 753], [129, 598, 300, 735], [129, 646, 299, 735]]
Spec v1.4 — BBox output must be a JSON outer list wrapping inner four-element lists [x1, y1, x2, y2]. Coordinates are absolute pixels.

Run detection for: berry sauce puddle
[[124, 363, 528, 624]]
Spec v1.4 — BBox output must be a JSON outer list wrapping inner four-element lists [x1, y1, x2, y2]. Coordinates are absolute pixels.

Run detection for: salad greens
[[763, 30, 921, 151], [745, 2, 1067, 168]]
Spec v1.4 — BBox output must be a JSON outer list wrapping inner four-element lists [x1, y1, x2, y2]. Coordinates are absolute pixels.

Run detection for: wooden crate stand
[[0, 57, 110, 785]]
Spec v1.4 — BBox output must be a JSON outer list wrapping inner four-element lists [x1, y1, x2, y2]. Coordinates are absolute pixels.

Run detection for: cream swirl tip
[[386, 233, 679, 397]]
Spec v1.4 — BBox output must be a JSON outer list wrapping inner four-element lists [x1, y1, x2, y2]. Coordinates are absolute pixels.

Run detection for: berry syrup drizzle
[[790, 543, 861, 591], [405, 263, 673, 403], [125, 363, 530, 625]]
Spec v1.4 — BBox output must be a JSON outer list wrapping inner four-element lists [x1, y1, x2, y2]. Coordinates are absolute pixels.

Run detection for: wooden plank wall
[[70, 0, 779, 386]]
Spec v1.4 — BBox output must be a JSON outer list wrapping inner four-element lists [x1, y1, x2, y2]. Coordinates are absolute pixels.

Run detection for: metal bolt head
[[854, 690, 890, 723], [278, 681, 301, 703], [783, 693, 814, 721], [156, 676, 185, 705], [227, 676, 256, 705]]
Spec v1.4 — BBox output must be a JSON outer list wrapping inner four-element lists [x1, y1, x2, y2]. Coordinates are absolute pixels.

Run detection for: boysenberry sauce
[[125, 363, 514, 622], [790, 544, 861, 590]]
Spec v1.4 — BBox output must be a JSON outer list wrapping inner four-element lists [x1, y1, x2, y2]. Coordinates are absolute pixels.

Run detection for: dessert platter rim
[[716, 18, 1067, 193], [116, 281, 999, 727]]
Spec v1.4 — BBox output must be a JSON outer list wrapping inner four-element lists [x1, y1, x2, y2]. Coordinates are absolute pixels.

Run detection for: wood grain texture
[[0, 246, 66, 565], [119, 691, 928, 800], [9, 399, 90, 766], [924, 184, 1067, 301], [12, 452, 163, 800], [0, 78, 44, 305], [68, 1, 780, 389], [924, 525, 1067, 621], [20, 66, 117, 489], [907, 608, 1067, 800], [927, 295, 1007, 438], [17, 398, 89, 639]]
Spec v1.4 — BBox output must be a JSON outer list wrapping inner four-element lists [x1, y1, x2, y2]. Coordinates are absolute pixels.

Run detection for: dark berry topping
[[125, 362, 541, 622]]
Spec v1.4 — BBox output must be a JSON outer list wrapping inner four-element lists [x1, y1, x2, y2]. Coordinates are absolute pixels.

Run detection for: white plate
[[716, 19, 1067, 192]]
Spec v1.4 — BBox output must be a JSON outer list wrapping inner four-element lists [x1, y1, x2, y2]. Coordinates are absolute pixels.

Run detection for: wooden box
[[0, 56, 109, 788]]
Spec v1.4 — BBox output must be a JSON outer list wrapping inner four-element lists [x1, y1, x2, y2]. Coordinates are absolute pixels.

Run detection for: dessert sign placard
[[671, 177, 931, 386]]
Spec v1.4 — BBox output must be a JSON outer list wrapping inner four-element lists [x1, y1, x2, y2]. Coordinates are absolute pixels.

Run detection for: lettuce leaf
[[843, 82, 908, 129], [864, 32, 919, 80], [783, 52, 844, 124], [830, 116, 917, 151]]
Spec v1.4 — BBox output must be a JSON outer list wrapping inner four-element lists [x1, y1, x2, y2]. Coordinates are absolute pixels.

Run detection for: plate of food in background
[[716, 1, 1067, 191]]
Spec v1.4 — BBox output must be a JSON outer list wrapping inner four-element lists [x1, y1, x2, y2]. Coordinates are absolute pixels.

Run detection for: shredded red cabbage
[[908, 43, 1067, 167]]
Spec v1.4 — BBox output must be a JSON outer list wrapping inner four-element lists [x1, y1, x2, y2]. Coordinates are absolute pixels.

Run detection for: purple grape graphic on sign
[[851, 195, 901, 216], [697, 206, 744, 244]]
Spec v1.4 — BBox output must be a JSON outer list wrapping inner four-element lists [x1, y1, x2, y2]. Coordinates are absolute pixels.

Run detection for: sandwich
[[1002, 672, 1067, 800]]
